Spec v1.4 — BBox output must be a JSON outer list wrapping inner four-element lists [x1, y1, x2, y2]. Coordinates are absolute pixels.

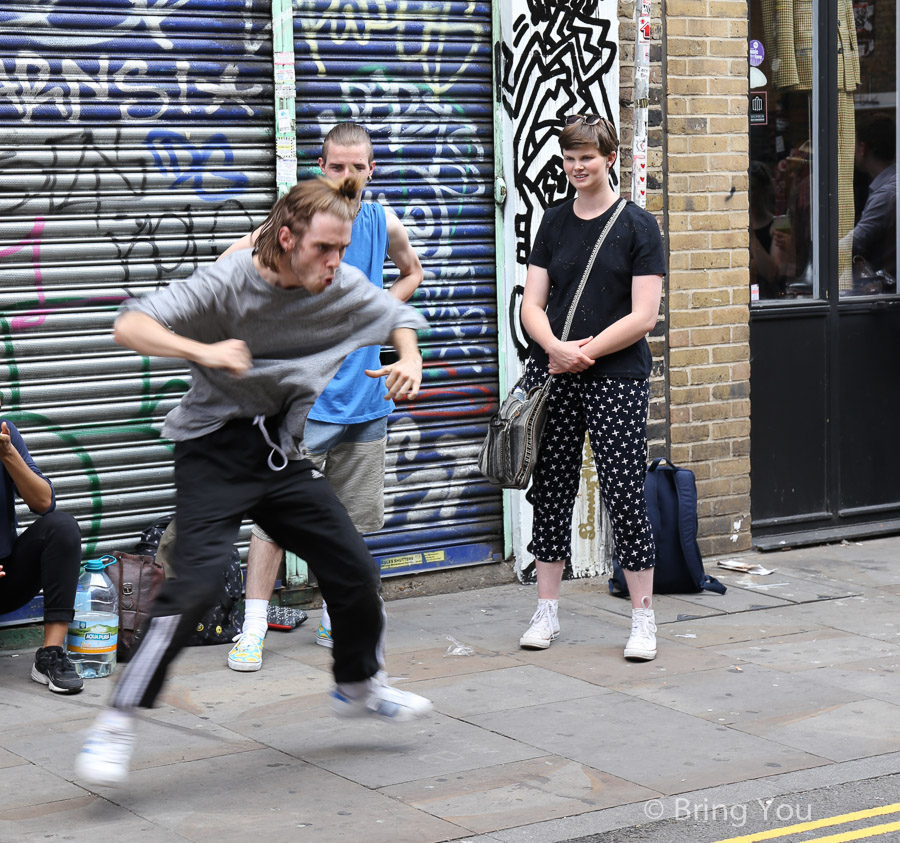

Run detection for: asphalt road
[[574, 773, 900, 843]]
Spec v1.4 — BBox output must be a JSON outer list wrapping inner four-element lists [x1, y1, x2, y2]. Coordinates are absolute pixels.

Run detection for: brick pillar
[[619, 0, 668, 459], [663, 1, 752, 555]]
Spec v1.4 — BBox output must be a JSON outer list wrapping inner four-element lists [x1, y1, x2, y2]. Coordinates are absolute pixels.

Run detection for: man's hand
[[365, 355, 422, 401], [194, 340, 252, 376], [547, 337, 595, 374], [0, 564, 4, 578]]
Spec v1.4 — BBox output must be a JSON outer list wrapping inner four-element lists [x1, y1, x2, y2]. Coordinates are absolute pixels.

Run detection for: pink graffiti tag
[[1, 217, 47, 331]]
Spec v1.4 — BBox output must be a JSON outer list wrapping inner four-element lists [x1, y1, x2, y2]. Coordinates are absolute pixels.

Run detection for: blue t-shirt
[[0, 419, 56, 558], [308, 202, 393, 423]]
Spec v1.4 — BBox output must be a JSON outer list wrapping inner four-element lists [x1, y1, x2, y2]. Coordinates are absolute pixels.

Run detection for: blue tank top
[[308, 202, 393, 423]]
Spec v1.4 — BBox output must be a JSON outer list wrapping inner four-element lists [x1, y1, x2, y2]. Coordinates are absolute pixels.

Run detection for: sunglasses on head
[[565, 114, 603, 126]]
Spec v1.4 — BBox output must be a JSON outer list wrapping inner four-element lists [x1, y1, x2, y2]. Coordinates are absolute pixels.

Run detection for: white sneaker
[[624, 608, 657, 661], [75, 710, 135, 787], [519, 599, 559, 649], [331, 680, 433, 723]]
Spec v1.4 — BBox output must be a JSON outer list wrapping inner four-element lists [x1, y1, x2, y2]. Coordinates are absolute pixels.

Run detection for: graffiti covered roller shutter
[[293, 0, 502, 574], [0, 1, 275, 560]]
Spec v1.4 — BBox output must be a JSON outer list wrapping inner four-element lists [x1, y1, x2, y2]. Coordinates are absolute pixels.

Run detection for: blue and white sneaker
[[228, 632, 264, 672], [331, 681, 432, 722], [315, 622, 333, 649], [74, 710, 135, 787]]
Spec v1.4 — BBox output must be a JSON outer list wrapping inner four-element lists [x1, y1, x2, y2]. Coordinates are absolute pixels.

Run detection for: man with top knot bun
[[75, 174, 432, 788]]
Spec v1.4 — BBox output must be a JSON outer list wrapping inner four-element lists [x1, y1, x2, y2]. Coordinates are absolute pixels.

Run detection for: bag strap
[[560, 198, 627, 342], [671, 469, 727, 595]]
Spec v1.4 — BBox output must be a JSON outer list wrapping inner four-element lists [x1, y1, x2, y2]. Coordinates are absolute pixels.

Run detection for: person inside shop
[[0, 394, 83, 694], [517, 114, 665, 661], [848, 112, 896, 290], [749, 161, 789, 298]]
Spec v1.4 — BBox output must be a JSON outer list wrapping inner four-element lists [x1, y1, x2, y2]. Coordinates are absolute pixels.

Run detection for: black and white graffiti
[[501, 0, 619, 359]]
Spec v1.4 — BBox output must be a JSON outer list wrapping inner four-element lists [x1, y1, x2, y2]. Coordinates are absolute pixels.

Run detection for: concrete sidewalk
[[3, 536, 900, 842]]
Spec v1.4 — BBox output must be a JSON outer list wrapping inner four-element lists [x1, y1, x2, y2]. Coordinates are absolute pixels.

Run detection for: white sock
[[242, 598, 268, 639], [321, 601, 331, 630]]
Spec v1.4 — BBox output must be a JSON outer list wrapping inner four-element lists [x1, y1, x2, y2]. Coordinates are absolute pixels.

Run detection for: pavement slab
[[465, 693, 825, 794], [384, 645, 523, 683], [708, 569, 861, 603], [610, 662, 865, 725], [561, 585, 726, 624], [763, 539, 900, 588], [511, 638, 740, 688], [108, 747, 462, 843], [153, 653, 332, 722], [770, 592, 900, 643], [0, 763, 87, 811], [418, 664, 613, 718], [2, 703, 261, 782], [379, 755, 659, 834], [733, 697, 900, 762], [653, 606, 826, 648], [1, 795, 187, 842], [711, 628, 900, 672], [802, 657, 900, 703], [0, 745, 28, 769], [223, 705, 545, 789]]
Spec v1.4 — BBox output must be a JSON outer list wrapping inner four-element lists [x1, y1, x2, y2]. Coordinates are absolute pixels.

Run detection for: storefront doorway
[[748, 0, 900, 545]]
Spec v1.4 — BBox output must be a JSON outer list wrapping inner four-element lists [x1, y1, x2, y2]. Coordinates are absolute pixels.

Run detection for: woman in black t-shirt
[[518, 115, 665, 661]]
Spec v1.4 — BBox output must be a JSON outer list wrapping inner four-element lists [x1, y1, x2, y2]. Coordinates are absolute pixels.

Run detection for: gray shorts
[[252, 416, 387, 541]]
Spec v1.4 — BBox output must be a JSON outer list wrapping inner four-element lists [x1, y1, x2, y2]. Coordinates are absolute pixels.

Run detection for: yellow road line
[[711, 802, 900, 843], [800, 819, 900, 842]]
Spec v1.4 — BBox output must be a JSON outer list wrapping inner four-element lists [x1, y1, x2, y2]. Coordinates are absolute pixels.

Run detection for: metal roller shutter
[[292, 0, 502, 574], [0, 1, 275, 562]]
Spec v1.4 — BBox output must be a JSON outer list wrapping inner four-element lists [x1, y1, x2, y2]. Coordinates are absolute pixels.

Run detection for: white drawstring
[[253, 415, 288, 471]]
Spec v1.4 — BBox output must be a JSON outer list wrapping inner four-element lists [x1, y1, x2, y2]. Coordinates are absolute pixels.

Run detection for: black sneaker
[[31, 646, 84, 694]]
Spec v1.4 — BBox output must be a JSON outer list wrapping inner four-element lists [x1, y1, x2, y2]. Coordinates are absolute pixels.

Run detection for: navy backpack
[[609, 458, 726, 597]]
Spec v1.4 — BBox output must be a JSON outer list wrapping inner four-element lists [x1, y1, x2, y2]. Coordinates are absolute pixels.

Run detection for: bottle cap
[[83, 555, 117, 572]]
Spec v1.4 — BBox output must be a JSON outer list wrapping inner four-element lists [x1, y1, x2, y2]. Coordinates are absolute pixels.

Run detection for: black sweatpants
[[0, 509, 81, 624], [111, 418, 384, 710]]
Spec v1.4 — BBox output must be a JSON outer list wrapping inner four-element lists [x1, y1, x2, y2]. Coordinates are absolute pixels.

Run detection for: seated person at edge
[[220, 122, 423, 672], [0, 395, 83, 693], [518, 114, 665, 660], [848, 112, 897, 282]]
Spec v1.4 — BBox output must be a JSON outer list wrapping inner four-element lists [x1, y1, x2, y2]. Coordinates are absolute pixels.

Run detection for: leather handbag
[[479, 199, 627, 489], [111, 550, 166, 662]]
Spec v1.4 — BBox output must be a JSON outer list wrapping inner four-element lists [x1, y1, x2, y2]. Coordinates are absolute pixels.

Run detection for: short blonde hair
[[254, 176, 363, 271]]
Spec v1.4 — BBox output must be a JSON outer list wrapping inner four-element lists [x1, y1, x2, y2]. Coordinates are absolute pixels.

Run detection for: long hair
[[253, 176, 363, 271]]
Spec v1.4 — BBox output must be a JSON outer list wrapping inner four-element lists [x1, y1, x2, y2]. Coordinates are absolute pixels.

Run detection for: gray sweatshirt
[[120, 249, 428, 459]]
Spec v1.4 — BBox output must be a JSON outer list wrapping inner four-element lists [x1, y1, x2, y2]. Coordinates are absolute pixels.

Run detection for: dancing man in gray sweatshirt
[[76, 175, 432, 787]]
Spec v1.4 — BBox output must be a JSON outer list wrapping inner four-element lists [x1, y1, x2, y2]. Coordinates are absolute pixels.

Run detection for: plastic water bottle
[[67, 555, 119, 678]]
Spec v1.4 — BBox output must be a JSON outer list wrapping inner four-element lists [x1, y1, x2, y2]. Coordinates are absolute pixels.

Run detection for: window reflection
[[748, 0, 897, 301]]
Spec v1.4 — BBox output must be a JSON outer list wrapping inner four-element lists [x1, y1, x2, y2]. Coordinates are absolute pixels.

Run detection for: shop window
[[748, 0, 897, 301]]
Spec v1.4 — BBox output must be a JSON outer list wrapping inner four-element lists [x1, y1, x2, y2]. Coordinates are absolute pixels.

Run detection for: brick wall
[[664, 0, 752, 555], [621, 0, 753, 556]]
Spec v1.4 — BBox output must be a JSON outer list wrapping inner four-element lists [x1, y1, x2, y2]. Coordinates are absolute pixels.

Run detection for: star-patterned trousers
[[523, 367, 656, 571]]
